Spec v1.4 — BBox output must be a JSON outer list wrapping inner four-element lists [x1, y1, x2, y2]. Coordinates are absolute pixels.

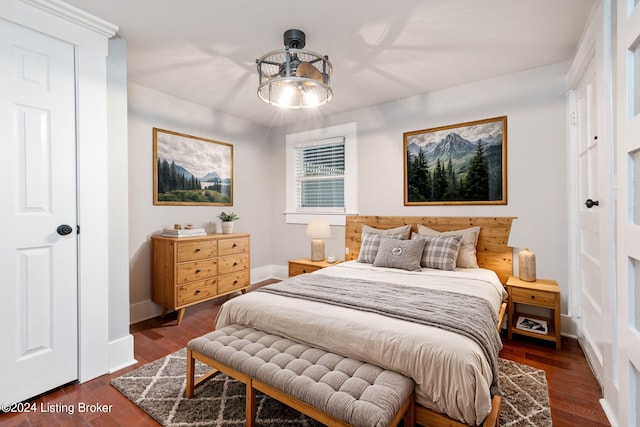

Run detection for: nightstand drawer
[[176, 240, 217, 262], [218, 237, 249, 256], [289, 263, 322, 276], [511, 287, 556, 308], [218, 253, 249, 275], [177, 258, 218, 283], [218, 270, 250, 294], [177, 279, 217, 306]]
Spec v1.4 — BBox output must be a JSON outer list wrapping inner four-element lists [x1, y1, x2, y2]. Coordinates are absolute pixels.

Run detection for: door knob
[[584, 199, 599, 208], [56, 224, 73, 236]]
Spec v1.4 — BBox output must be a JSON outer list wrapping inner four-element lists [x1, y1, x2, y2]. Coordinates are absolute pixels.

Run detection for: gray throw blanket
[[258, 273, 502, 396]]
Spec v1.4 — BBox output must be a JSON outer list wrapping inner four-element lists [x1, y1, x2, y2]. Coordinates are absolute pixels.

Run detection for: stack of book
[[515, 316, 548, 334], [161, 228, 207, 237]]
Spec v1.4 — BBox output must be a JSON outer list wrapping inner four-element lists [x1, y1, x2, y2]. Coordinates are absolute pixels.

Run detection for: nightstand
[[288, 258, 341, 277], [506, 276, 561, 350]]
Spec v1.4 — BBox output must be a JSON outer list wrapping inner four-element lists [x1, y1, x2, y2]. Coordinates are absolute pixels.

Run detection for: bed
[[216, 216, 514, 426]]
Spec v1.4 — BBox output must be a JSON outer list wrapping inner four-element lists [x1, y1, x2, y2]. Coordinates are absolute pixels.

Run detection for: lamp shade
[[306, 219, 331, 239], [507, 219, 525, 249]]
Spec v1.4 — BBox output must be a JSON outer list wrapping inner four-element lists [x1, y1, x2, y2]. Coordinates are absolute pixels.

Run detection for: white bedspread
[[216, 261, 508, 425]]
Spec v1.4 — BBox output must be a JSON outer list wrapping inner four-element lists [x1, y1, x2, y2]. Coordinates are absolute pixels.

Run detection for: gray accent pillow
[[373, 237, 426, 271], [358, 232, 405, 263], [412, 233, 463, 270], [417, 225, 480, 268]]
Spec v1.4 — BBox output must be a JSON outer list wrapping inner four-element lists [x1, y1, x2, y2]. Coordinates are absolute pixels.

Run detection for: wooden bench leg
[[246, 379, 256, 427], [186, 348, 195, 398]]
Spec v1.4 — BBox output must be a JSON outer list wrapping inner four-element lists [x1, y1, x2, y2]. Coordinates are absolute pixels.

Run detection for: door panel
[[0, 18, 78, 404], [616, 1, 640, 425], [576, 58, 606, 380]]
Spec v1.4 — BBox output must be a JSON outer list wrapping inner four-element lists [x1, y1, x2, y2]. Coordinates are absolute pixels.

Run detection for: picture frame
[[404, 116, 507, 205], [153, 128, 233, 206]]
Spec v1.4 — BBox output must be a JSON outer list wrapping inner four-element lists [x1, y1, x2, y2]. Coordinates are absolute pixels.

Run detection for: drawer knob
[[233, 262, 238, 267], [195, 289, 201, 294], [530, 295, 535, 299], [195, 248, 201, 252], [233, 280, 238, 285], [303, 269, 307, 273], [195, 269, 201, 273], [232, 243, 237, 248]]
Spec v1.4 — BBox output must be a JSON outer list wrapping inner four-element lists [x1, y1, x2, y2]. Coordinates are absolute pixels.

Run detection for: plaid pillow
[[417, 225, 480, 268], [358, 232, 405, 263], [412, 233, 463, 270]]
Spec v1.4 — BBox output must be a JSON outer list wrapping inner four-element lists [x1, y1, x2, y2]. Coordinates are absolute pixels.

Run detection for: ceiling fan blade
[[296, 61, 323, 82]]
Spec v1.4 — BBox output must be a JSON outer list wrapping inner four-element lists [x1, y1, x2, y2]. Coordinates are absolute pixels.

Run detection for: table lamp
[[507, 220, 536, 282], [306, 219, 331, 262]]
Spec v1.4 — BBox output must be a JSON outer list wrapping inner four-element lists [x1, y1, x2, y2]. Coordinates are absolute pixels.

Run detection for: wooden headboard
[[345, 216, 515, 284]]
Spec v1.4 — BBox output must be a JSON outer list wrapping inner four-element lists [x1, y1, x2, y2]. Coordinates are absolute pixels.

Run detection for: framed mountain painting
[[404, 116, 507, 205], [153, 128, 233, 206]]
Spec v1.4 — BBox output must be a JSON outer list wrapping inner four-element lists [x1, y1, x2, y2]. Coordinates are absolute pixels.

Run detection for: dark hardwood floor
[[1, 279, 610, 426]]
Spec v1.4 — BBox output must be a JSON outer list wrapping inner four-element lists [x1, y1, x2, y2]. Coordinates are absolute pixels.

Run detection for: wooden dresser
[[151, 233, 250, 324]]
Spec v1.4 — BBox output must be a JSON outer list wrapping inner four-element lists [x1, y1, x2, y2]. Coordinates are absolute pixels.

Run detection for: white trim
[[285, 122, 358, 223], [20, 0, 118, 37], [107, 335, 137, 374]]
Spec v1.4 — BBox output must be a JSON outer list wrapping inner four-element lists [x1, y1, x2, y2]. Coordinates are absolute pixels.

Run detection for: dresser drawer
[[511, 287, 556, 308], [176, 240, 217, 262], [218, 270, 250, 294], [177, 258, 218, 283], [218, 237, 249, 256], [177, 279, 217, 306], [218, 253, 249, 275]]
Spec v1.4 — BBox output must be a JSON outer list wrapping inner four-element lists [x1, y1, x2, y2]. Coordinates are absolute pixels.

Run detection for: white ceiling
[[64, 0, 594, 128]]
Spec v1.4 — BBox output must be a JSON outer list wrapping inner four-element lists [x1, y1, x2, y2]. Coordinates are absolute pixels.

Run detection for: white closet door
[[575, 57, 608, 384], [0, 18, 78, 403]]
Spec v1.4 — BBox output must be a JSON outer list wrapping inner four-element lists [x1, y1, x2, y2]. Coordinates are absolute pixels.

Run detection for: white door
[[0, 18, 78, 403], [575, 57, 609, 384], [616, 1, 640, 425]]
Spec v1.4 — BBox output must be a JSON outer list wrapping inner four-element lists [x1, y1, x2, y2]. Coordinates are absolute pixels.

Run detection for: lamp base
[[310, 239, 325, 262], [518, 248, 536, 282]]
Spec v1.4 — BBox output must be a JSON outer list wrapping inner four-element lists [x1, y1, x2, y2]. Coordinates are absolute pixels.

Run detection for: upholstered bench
[[186, 324, 415, 427]]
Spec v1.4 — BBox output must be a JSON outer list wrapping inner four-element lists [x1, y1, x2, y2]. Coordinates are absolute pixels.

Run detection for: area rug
[[111, 348, 552, 426]]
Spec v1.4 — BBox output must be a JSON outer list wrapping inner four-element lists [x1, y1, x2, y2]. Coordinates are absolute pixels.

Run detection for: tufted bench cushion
[[187, 324, 415, 427]]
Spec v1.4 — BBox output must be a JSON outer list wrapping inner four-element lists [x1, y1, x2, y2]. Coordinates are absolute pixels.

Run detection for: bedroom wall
[[127, 83, 273, 323], [267, 63, 571, 316]]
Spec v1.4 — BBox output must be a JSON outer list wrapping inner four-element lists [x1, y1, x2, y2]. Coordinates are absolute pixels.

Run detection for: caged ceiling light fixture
[[256, 29, 333, 109]]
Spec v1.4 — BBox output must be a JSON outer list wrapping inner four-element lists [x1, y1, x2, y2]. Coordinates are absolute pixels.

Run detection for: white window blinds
[[294, 137, 345, 211]]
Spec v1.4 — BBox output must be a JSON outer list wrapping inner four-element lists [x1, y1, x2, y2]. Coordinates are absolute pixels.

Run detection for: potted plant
[[218, 211, 239, 234]]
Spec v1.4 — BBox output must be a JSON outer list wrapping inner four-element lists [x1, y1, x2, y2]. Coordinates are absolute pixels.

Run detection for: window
[[295, 138, 345, 211], [285, 123, 357, 225]]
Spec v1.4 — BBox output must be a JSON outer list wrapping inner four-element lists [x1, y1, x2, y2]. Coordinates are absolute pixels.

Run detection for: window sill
[[284, 212, 358, 226]]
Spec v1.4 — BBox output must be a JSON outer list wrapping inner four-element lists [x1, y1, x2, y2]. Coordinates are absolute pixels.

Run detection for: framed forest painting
[[404, 116, 507, 205], [153, 128, 233, 206]]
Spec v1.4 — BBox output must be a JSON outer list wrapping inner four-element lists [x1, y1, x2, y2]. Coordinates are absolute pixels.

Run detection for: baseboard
[[129, 298, 163, 325], [560, 313, 578, 338], [108, 334, 136, 373], [129, 264, 288, 324], [599, 397, 618, 427]]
